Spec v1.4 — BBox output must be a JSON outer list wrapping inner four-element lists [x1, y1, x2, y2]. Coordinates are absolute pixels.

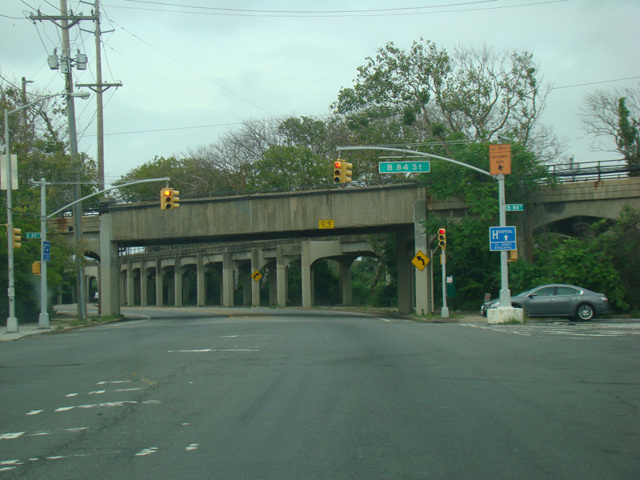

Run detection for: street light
[[4, 90, 90, 332]]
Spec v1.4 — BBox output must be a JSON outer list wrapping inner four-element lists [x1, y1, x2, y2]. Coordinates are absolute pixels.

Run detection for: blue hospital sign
[[489, 226, 516, 251]]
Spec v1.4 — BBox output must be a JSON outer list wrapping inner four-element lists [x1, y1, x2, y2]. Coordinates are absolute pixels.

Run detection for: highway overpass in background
[[54, 178, 640, 317]]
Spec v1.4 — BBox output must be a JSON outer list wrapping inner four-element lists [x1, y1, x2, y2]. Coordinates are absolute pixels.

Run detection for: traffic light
[[508, 249, 518, 262], [13, 227, 21, 249], [333, 161, 342, 183], [32, 261, 41, 275], [160, 188, 180, 209], [333, 159, 353, 183], [340, 161, 353, 183], [438, 228, 446, 249]]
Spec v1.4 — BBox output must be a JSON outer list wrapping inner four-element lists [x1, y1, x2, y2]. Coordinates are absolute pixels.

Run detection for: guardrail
[[547, 159, 637, 182]]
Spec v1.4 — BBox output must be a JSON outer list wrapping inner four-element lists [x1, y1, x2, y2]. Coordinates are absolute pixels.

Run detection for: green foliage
[[246, 146, 329, 192], [1, 81, 96, 322], [617, 97, 640, 175], [594, 206, 640, 310]]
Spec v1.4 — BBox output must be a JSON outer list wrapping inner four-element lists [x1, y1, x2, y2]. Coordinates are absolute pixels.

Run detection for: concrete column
[[197, 254, 205, 306], [301, 241, 312, 308], [98, 201, 120, 317], [267, 264, 277, 306], [155, 260, 163, 306], [397, 228, 412, 314], [251, 248, 261, 307], [276, 247, 290, 307], [413, 198, 430, 315], [126, 261, 134, 307], [339, 259, 353, 306], [222, 251, 234, 307], [242, 269, 251, 306], [140, 264, 148, 306], [174, 257, 182, 307]]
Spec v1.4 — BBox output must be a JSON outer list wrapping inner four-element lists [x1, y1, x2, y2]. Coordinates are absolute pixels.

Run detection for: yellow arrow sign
[[411, 251, 430, 271], [252, 270, 263, 282]]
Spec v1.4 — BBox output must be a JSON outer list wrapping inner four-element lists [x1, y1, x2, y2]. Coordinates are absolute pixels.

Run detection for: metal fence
[[547, 159, 636, 182]]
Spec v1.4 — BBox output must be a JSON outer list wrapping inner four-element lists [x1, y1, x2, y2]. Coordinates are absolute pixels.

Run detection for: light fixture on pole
[[4, 91, 90, 332]]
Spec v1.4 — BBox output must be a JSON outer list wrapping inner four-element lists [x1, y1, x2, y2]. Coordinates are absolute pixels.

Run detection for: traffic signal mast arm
[[46, 177, 170, 219]]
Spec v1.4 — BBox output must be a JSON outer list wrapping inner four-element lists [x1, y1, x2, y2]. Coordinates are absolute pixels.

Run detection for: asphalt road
[[1, 308, 639, 479]]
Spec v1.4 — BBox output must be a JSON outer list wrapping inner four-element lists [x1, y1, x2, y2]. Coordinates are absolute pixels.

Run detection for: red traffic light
[[163, 189, 171, 197], [438, 228, 446, 235], [334, 161, 342, 169]]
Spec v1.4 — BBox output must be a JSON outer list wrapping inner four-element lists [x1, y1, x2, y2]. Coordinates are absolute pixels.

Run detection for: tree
[[333, 40, 557, 163], [580, 85, 640, 175], [1, 79, 98, 321]]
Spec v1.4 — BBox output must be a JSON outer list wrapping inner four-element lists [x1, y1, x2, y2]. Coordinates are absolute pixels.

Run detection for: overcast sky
[[2, 0, 639, 184]]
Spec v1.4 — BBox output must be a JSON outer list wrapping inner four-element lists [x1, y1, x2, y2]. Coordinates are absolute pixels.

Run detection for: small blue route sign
[[489, 226, 517, 251], [43, 241, 51, 262]]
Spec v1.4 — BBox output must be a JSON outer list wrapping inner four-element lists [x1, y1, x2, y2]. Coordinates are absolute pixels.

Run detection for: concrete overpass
[[56, 178, 640, 316]]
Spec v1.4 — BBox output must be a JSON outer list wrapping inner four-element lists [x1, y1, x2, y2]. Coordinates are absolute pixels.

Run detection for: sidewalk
[[0, 323, 54, 341]]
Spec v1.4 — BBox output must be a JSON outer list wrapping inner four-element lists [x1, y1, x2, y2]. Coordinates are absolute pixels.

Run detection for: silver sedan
[[481, 284, 610, 321]]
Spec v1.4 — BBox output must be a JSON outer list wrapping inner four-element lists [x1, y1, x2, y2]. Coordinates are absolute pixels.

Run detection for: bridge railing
[[547, 159, 635, 182]]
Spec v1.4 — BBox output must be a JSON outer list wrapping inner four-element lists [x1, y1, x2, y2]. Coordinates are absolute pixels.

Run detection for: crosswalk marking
[[463, 322, 640, 338]]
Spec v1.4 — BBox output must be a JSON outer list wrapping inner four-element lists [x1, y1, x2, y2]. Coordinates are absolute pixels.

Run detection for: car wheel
[[576, 303, 595, 321]]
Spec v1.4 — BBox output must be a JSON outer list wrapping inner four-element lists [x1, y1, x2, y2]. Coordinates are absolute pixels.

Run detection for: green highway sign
[[379, 161, 430, 173], [25, 232, 41, 239], [506, 204, 524, 212]]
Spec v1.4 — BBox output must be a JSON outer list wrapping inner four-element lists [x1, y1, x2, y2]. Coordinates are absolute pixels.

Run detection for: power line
[[113, 0, 567, 18], [551, 76, 640, 91], [103, 15, 273, 116], [98, 121, 243, 136], [122, 0, 498, 16]]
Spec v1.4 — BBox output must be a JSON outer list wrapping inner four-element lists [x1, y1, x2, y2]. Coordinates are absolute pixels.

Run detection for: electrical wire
[[109, 0, 567, 18]]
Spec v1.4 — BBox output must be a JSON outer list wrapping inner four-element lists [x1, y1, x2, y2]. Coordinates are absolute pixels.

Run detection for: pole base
[[6, 316, 18, 333], [39, 313, 50, 329], [441, 306, 450, 319], [487, 306, 524, 324]]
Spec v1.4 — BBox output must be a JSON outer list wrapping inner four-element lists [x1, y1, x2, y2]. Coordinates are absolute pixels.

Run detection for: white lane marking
[[185, 444, 198, 451], [0, 432, 25, 440], [135, 447, 158, 457], [88, 390, 106, 395], [98, 319, 150, 329], [115, 387, 143, 392], [53, 400, 161, 413], [66, 393, 79, 397], [26, 427, 90, 438], [97, 380, 131, 385], [0, 459, 22, 472], [168, 348, 259, 353], [26, 410, 43, 416]]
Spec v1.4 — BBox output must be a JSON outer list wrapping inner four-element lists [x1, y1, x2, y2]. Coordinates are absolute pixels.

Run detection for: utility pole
[[77, 0, 122, 192], [29, 1, 97, 322]]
